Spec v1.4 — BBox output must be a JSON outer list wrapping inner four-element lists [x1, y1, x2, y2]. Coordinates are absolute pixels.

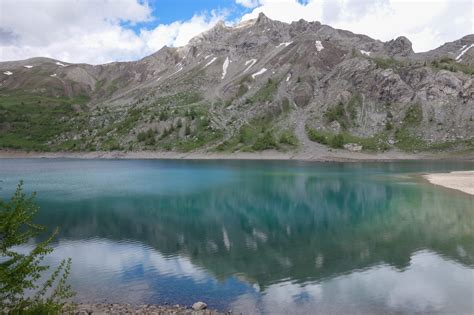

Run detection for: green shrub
[[404, 103, 423, 125], [238, 124, 256, 144], [306, 126, 389, 151], [252, 131, 278, 151], [214, 139, 237, 152], [224, 99, 233, 107], [159, 111, 168, 121], [108, 141, 122, 151], [175, 129, 223, 152], [306, 127, 328, 144], [324, 94, 362, 129], [250, 78, 278, 103], [324, 102, 347, 129], [330, 134, 344, 148], [0, 182, 74, 313], [431, 58, 474, 75], [145, 136, 155, 146], [372, 57, 404, 70], [395, 128, 426, 151], [346, 93, 362, 121], [281, 97, 291, 113], [184, 108, 197, 120], [137, 128, 155, 145], [153, 91, 202, 107], [325, 102, 345, 122], [137, 132, 147, 142], [279, 130, 298, 146]]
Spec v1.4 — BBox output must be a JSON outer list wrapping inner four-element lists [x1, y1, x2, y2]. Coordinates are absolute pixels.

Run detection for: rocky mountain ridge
[[0, 13, 473, 154]]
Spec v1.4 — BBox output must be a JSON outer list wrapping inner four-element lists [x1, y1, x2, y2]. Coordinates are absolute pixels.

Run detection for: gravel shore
[[65, 303, 224, 314], [1, 149, 473, 162]]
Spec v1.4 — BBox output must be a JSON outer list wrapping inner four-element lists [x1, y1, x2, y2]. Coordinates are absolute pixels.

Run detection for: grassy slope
[[0, 91, 89, 151], [1, 58, 473, 154]]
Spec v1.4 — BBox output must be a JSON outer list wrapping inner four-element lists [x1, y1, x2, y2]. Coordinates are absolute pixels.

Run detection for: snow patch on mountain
[[222, 57, 230, 79], [315, 41, 324, 52], [456, 44, 474, 61], [252, 68, 267, 79], [171, 64, 183, 75], [55, 62, 67, 67], [23, 65, 33, 69], [360, 50, 371, 56], [244, 59, 257, 73], [203, 57, 217, 68], [3, 71, 13, 76], [277, 41, 293, 48]]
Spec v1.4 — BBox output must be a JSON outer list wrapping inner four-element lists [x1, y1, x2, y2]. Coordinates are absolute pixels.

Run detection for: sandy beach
[[423, 171, 474, 195]]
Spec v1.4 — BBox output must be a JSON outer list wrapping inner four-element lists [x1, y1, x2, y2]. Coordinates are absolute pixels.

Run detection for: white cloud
[[236, 0, 261, 8], [241, 0, 324, 23], [140, 11, 224, 52], [0, 0, 226, 64], [229, 250, 474, 314], [16, 238, 212, 303], [240, 0, 473, 52]]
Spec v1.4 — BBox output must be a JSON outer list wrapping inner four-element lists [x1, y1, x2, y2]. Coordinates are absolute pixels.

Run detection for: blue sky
[[125, 0, 249, 33], [148, 0, 246, 24], [129, 0, 310, 29], [0, 0, 472, 64]]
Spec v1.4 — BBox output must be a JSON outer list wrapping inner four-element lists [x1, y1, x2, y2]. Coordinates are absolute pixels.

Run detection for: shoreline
[[1, 149, 473, 162], [68, 303, 222, 314], [423, 171, 474, 196]]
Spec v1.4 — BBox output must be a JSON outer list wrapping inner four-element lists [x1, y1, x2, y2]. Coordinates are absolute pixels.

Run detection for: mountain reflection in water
[[1, 159, 473, 314]]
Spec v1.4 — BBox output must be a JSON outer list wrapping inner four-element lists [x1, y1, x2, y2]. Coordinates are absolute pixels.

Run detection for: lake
[[0, 159, 473, 314]]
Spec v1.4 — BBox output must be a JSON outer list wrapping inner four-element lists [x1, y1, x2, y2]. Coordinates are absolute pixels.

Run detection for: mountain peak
[[214, 20, 226, 29], [384, 36, 414, 57], [256, 12, 271, 25]]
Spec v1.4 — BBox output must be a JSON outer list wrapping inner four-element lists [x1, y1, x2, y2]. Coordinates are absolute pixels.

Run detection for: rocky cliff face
[[0, 13, 473, 153]]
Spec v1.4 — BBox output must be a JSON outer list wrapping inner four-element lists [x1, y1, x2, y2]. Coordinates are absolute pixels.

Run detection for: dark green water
[[0, 159, 473, 314]]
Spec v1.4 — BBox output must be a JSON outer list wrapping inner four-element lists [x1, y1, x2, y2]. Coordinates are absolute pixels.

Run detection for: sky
[[0, 0, 472, 64]]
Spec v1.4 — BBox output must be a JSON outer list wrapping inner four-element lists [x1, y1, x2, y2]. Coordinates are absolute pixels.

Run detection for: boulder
[[293, 82, 313, 107], [343, 143, 363, 152], [192, 301, 208, 311]]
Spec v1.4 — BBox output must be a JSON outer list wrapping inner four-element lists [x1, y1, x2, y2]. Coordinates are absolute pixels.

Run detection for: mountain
[[0, 13, 473, 154]]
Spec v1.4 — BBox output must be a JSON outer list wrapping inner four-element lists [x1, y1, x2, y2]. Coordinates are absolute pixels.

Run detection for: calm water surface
[[0, 159, 473, 314]]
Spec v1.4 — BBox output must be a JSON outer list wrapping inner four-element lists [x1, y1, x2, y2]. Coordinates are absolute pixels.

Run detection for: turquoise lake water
[[0, 159, 473, 314]]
